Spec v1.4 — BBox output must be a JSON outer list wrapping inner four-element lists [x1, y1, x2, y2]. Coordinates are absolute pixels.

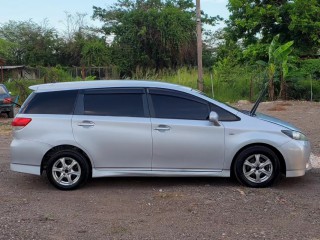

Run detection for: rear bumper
[[10, 163, 40, 175], [11, 138, 52, 171], [0, 104, 12, 112]]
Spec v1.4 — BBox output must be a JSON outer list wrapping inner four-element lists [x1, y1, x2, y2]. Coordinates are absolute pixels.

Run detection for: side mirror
[[209, 111, 220, 126]]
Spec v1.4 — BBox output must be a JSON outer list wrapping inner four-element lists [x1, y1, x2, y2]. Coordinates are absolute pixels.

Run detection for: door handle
[[78, 121, 95, 127], [154, 125, 171, 131]]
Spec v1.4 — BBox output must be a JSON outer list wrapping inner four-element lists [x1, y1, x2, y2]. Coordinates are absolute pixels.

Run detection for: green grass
[[133, 67, 263, 103], [4, 66, 318, 104]]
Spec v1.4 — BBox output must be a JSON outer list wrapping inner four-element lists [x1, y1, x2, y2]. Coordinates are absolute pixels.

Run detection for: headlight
[[281, 130, 308, 141]]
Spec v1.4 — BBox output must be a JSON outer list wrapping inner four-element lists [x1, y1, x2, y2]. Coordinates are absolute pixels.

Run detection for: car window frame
[[209, 103, 241, 122], [147, 88, 240, 122], [74, 87, 150, 118], [147, 88, 211, 121], [20, 90, 78, 115]]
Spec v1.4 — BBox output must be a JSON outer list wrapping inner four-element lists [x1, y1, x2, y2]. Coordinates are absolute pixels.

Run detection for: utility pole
[[196, 0, 203, 91]]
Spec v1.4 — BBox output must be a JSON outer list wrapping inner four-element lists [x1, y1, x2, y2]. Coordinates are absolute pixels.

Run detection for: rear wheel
[[46, 150, 90, 190], [7, 106, 14, 118], [234, 146, 280, 188]]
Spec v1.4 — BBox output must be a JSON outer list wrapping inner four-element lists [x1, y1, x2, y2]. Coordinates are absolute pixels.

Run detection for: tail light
[[3, 97, 13, 104], [12, 118, 32, 129]]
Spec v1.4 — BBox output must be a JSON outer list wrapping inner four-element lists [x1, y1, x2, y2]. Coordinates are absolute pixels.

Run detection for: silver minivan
[[10, 80, 311, 190]]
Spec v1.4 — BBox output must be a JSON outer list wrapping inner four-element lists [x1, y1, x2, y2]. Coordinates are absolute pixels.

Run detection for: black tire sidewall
[[8, 106, 14, 118], [46, 150, 89, 190], [234, 146, 280, 188]]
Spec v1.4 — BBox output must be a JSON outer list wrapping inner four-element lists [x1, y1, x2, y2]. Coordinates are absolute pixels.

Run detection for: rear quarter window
[[21, 90, 78, 115]]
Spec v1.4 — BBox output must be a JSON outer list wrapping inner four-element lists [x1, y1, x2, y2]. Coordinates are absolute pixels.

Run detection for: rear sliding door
[[72, 88, 152, 169]]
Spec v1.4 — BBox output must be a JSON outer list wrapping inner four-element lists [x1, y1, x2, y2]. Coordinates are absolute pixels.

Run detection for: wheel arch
[[41, 145, 92, 176], [230, 143, 286, 177]]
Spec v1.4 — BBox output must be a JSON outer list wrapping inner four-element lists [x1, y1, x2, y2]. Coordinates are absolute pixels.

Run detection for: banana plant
[[257, 35, 294, 100]]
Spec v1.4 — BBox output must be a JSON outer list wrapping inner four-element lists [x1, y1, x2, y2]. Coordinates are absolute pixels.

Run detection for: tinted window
[[210, 104, 239, 121], [0, 86, 8, 94], [151, 93, 209, 120], [84, 93, 145, 117], [21, 90, 77, 114]]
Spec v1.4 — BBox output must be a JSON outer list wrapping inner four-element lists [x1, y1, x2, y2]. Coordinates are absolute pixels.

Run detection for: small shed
[[1, 65, 38, 81]]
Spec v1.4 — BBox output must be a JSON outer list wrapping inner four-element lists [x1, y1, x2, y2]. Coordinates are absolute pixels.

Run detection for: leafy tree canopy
[[0, 20, 60, 66], [93, 0, 221, 76], [226, 0, 320, 56]]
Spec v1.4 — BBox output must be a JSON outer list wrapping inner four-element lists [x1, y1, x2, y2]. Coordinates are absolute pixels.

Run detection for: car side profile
[[0, 84, 15, 118], [10, 80, 311, 190]]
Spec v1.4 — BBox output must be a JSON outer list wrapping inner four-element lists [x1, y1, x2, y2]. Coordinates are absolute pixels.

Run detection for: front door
[[149, 88, 225, 170]]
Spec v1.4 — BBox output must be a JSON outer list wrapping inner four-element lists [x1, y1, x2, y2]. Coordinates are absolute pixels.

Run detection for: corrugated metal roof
[[0, 65, 25, 69]]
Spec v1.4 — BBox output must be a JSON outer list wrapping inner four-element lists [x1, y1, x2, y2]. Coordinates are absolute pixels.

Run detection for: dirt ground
[[0, 101, 319, 240]]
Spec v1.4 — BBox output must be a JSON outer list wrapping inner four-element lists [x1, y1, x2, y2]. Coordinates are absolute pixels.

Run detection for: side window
[[21, 90, 78, 115], [210, 103, 239, 121], [150, 89, 209, 120], [83, 93, 145, 117]]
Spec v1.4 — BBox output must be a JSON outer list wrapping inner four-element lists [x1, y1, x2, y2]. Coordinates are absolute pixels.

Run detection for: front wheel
[[46, 150, 90, 190], [234, 146, 280, 188]]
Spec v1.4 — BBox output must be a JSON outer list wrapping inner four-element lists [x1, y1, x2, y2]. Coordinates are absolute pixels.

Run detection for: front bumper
[[279, 139, 311, 177]]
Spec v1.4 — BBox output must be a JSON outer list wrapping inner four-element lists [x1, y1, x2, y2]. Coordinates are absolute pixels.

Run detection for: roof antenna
[[249, 83, 268, 116]]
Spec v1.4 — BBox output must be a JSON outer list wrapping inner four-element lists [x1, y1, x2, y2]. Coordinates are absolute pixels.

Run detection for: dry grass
[[267, 105, 287, 111], [276, 101, 293, 107], [0, 118, 12, 136]]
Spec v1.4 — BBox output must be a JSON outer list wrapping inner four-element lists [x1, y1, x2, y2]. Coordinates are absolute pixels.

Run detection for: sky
[[0, 0, 229, 32]]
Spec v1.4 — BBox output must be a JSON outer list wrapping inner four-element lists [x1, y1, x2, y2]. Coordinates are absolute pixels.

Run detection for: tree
[[93, 0, 220, 76], [226, 0, 320, 57], [81, 39, 111, 66], [0, 20, 60, 66], [0, 39, 17, 64], [57, 12, 111, 67]]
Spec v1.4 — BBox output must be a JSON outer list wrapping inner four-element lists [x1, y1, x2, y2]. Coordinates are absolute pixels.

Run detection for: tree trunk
[[279, 73, 287, 100], [268, 77, 274, 101], [81, 65, 86, 80]]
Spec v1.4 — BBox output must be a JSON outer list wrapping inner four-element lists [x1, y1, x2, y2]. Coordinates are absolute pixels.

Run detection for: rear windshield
[[0, 86, 8, 94], [20, 90, 78, 115]]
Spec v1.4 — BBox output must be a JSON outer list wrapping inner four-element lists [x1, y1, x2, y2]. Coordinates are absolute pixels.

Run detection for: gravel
[[0, 101, 319, 239]]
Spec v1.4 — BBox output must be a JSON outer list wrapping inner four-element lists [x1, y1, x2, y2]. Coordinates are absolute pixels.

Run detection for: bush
[[288, 79, 320, 101], [5, 79, 43, 104], [42, 66, 74, 83]]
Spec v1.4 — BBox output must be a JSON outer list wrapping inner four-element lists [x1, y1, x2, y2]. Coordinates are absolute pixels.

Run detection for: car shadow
[[86, 176, 237, 190], [10, 171, 318, 192]]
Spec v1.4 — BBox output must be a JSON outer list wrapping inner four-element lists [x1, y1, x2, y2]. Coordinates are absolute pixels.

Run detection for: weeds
[[4, 66, 319, 104]]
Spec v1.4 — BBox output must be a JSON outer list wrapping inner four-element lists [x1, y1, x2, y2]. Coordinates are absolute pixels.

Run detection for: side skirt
[[92, 169, 230, 178]]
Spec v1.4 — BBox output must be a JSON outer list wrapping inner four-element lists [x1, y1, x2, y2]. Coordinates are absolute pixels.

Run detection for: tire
[[46, 150, 90, 190], [234, 146, 280, 188], [7, 106, 14, 118]]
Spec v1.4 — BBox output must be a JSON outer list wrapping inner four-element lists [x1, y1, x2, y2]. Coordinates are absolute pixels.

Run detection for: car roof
[[30, 80, 193, 93]]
